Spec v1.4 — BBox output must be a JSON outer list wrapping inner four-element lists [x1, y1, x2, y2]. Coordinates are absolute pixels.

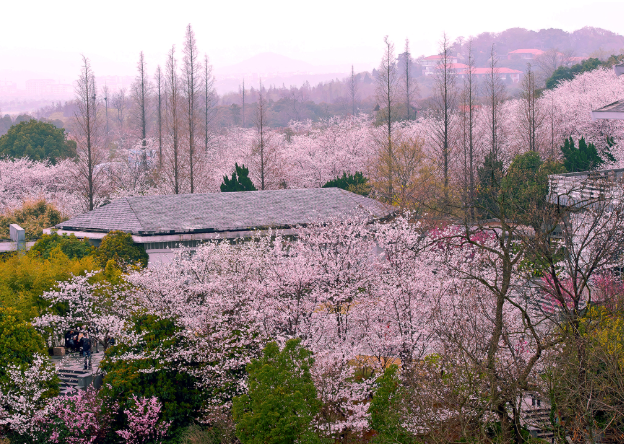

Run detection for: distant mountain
[[213, 52, 358, 94], [451, 27, 624, 68], [216, 52, 317, 77]]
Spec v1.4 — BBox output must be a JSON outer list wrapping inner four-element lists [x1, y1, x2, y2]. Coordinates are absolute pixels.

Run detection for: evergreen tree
[[560, 136, 615, 173], [322, 171, 371, 196], [221, 163, 257, 192]]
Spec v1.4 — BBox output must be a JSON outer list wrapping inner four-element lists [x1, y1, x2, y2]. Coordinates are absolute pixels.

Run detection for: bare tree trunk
[[241, 79, 246, 127], [375, 35, 400, 202], [485, 44, 506, 163], [155, 65, 163, 167], [402, 39, 419, 121], [204, 54, 215, 153], [463, 41, 476, 220], [432, 33, 457, 206], [102, 84, 109, 143], [521, 63, 543, 152], [74, 55, 103, 211], [183, 24, 200, 194], [256, 80, 267, 190], [349, 65, 358, 116], [166, 46, 180, 194], [132, 51, 150, 146]]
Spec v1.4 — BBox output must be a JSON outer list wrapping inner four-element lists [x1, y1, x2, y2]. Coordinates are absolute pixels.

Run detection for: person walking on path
[[80, 332, 92, 370]]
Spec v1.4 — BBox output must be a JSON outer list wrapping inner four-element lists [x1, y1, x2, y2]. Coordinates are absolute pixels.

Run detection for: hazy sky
[[1, 0, 624, 81]]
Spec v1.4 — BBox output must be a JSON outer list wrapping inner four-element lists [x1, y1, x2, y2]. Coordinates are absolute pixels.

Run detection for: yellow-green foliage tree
[[28, 233, 94, 260], [94, 231, 148, 269], [0, 307, 59, 393], [0, 247, 98, 321], [0, 200, 63, 240]]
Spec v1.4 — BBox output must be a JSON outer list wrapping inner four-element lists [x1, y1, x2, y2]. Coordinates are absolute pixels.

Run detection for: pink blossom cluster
[[116, 395, 170, 444], [32, 214, 567, 435]]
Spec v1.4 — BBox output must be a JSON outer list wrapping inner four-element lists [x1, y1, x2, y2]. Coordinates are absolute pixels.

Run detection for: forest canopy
[[0, 119, 77, 164]]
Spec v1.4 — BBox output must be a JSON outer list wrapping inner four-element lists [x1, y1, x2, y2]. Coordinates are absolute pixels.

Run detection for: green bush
[[95, 230, 148, 269], [368, 365, 416, 443], [28, 233, 94, 260], [232, 339, 321, 444], [322, 171, 371, 197]]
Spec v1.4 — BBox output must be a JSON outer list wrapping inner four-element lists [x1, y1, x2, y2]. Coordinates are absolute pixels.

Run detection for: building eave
[[591, 110, 624, 121]]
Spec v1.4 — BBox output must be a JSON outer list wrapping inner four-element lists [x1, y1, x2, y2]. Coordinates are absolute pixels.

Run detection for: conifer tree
[[560, 136, 615, 172], [220, 163, 257, 192]]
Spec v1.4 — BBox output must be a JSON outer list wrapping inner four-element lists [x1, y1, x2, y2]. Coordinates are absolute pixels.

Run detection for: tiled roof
[[593, 100, 624, 114], [56, 188, 395, 235]]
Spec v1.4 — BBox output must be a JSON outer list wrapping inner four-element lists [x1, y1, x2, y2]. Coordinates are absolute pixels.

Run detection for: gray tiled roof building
[[56, 188, 394, 235]]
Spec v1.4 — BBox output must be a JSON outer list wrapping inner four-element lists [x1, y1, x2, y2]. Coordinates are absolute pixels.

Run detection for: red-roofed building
[[507, 49, 545, 60], [457, 67, 523, 83]]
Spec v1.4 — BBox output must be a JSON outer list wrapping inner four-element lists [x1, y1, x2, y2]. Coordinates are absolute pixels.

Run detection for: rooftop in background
[[54, 188, 395, 236], [548, 168, 624, 207], [592, 99, 624, 120], [591, 63, 624, 120]]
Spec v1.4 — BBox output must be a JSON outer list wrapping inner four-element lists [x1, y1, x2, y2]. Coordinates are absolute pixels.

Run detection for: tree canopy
[[28, 233, 94, 260], [221, 163, 257, 192], [0, 200, 63, 240], [0, 307, 59, 395], [94, 230, 148, 269], [233, 339, 321, 444], [560, 136, 615, 172], [322, 171, 371, 196], [545, 58, 602, 89], [0, 119, 76, 164]]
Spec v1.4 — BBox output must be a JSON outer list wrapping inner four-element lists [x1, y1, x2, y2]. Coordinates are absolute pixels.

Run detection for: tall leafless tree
[[484, 45, 506, 162], [256, 80, 267, 190], [375, 35, 400, 202], [401, 39, 419, 121], [432, 32, 458, 205], [102, 84, 110, 143], [154, 65, 164, 167], [166, 45, 181, 194], [73, 55, 104, 211], [182, 24, 201, 193], [132, 51, 151, 147], [520, 63, 544, 152], [241, 78, 246, 127], [349, 65, 358, 116], [461, 40, 477, 219], [111, 88, 128, 142]]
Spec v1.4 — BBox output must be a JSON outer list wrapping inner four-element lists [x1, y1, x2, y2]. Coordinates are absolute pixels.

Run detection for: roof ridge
[[124, 196, 146, 232]]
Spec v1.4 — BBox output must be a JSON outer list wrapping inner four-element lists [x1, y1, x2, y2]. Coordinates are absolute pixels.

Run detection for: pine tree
[[220, 163, 257, 192], [560, 136, 615, 172]]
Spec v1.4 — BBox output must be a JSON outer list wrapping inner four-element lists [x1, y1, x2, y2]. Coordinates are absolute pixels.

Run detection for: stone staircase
[[56, 351, 105, 395]]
